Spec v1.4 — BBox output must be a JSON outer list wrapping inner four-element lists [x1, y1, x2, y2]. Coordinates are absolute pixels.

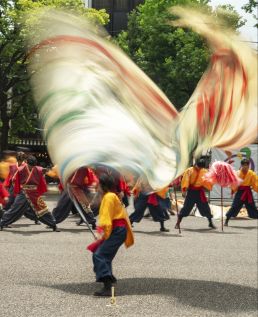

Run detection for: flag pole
[[67, 185, 97, 240], [221, 187, 224, 232], [174, 186, 181, 234]]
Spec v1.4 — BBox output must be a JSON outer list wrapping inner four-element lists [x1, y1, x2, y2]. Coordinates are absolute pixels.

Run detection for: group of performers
[[0, 150, 257, 296]]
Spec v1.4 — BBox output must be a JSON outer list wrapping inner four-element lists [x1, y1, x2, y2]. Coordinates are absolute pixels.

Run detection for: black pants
[[4, 185, 38, 222], [0, 192, 56, 228], [52, 190, 97, 225], [129, 193, 169, 223], [226, 190, 258, 219], [4, 185, 15, 210], [52, 191, 74, 224], [93, 226, 127, 282], [179, 189, 212, 219], [77, 206, 96, 226]]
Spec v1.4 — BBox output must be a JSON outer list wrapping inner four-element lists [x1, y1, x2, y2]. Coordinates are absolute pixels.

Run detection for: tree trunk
[[0, 96, 10, 152]]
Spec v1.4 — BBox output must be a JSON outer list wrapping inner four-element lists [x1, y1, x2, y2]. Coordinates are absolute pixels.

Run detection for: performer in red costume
[[69, 166, 98, 229], [0, 156, 59, 231], [50, 166, 98, 229]]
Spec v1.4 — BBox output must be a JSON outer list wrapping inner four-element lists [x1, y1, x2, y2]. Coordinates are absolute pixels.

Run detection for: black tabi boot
[[76, 218, 84, 226], [160, 221, 170, 232], [92, 223, 97, 230], [52, 225, 60, 232], [224, 217, 229, 227], [94, 278, 112, 297], [208, 218, 216, 229], [111, 275, 117, 284]]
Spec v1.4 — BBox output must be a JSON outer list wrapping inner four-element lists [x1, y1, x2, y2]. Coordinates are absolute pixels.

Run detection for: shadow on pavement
[[182, 228, 242, 234], [229, 226, 258, 230], [1, 228, 87, 235], [133, 230, 180, 237], [10, 223, 36, 228], [37, 277, 257, 313]]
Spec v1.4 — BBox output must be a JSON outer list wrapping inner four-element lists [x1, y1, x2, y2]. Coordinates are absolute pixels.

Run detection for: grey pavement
[[0, 194, 257, 317]]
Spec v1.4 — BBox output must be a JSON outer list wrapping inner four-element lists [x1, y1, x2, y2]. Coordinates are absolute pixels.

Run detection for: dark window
[[134, 0, 144, 5], [92, 0, 112, 9], [112, 11, 128, 34], [92, 0, 145, 35], [114, 0, 128, 10]]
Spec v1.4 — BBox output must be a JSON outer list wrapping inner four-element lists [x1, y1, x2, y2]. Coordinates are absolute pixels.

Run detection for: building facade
[[87, 0, 145, 35]]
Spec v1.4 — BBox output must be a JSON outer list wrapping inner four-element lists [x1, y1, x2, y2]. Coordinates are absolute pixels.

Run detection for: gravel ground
[[0, 195, 257, 317]]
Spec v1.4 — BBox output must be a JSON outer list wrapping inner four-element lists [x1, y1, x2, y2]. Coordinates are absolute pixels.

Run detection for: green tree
[[0, 0, 109, 151], [242, 0, 257, 13], [115, 0, 245, 110], [242, 0, 258, 27]]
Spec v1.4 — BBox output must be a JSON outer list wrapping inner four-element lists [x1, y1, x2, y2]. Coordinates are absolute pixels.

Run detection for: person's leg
[[3, 186, 15, 210], [159, 220, 169, 232], [24, 206, 40, 224], [71, 188, 96, 229], [70, 203, 78, 215], [39, 211, 59, 231], [76, 207, 96, 229], [148, 199, 170, 232], [0, 193, 28, 229], [245, 200, 258, 219], [175, 190, 196, 228], [93, 227, 127, 296], [52, 191, 73, 224], [129, 193, 148, 224], [122, 195, 129, 208], [196, 199, 216, 229], [225, 191, 244, 226]]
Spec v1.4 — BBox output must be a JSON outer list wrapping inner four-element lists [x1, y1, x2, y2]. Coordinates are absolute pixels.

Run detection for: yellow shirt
[[156, 187, 169, 199], [232, 169, 258, 193], [0, 161, 9, 180], [98, 192, 134, 248], [46, 165, 60, 179], [181, 167, 212, 191]]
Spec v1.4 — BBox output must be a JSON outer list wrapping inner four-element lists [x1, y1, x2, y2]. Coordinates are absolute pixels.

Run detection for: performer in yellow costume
[[175, 158, 216, 229], [225, 158, 258, 225], [92, 174, 134, 297]]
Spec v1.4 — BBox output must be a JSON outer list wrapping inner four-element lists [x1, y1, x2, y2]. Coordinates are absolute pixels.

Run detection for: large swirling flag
[[27, 8, 257, 189], [27, 10, 179, 189], [171, 7, 258, 171]]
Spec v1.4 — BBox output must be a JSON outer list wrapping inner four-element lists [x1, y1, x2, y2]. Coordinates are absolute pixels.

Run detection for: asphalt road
[[0, 195, 257, 317]]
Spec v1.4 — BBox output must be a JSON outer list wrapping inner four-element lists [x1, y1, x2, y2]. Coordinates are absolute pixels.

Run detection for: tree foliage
[[0, 0, 109, 151], [242, 0, 258, 27], [115, 0, 245, 110], [242, 0, 257, 13]]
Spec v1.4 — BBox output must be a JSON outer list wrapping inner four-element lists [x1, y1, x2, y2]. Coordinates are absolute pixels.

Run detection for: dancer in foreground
[[92, 174, 134, 297], [175, 158, 216, 229], [225, 159, 258, 226]]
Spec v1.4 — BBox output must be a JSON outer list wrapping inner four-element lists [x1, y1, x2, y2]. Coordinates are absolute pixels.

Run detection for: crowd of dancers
[[0, 150, 257, 296], [1, 150, 257, 232]]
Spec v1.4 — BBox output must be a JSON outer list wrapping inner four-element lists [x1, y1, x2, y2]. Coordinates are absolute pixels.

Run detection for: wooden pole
[[174, 186, 181, 234], [221, 187, 224, 232], [67, 185, 97, 240]]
